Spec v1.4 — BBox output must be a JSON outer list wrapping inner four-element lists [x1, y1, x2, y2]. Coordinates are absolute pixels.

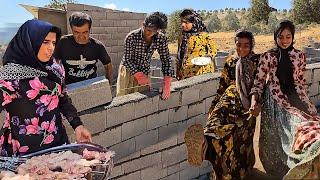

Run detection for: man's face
[[71, 23, 90, 44], [143, 26, 158, 40]]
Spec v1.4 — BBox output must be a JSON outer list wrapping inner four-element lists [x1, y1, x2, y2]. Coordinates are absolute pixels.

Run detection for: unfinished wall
[[66, 3, 146, 83], [304, 41, 320, 63], [38, 9, 68, 35]]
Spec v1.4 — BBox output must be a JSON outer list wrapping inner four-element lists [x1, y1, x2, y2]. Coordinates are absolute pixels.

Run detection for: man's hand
[[75, 125, 92, 143], [133, 72, 151, 86]]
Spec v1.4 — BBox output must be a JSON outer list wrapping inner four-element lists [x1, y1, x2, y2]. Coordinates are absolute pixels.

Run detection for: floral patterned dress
[[203, 54, 259, 179], [251, 48, 320, 179], [0, 61, 81, 157], [177, 32, 217, 80]]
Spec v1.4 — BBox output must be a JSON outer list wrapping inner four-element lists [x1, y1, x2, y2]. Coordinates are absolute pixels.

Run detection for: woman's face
[[276, 28, 293, 49], [181, 18, 193, 32], [235, 37, 251, 58], [37, 32, 56, 62]]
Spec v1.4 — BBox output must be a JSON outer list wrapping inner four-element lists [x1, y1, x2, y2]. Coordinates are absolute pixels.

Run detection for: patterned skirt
[[204, 85, 256, 179], [259, 88, 320, 179]]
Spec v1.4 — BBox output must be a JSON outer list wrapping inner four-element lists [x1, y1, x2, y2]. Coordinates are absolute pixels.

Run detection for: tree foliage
[[45, 0, 76, 10]]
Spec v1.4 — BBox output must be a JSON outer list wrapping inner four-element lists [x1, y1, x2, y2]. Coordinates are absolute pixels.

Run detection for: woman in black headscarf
[[176, 9, 217, 80], [250, 20, 320, 179], [0, 19, 91, 157]]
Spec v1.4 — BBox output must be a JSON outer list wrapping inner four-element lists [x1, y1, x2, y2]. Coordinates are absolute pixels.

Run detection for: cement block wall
[[304, 41, 320, 63], [66, 3, 146, 83], [64, 63, 320, 180]]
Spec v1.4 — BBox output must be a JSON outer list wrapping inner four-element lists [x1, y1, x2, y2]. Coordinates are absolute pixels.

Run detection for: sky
[[0, 0, 293, 28]]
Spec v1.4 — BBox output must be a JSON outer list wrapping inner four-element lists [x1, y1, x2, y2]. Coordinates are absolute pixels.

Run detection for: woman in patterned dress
[[0, 19, 91, 157], [184, 29, 259, 179], [176, 9, 217, 80], [250, 20, 320, 179]]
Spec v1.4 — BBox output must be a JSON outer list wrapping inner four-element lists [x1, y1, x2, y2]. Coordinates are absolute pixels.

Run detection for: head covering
[[1, 19, 63, 84], [271, 20, 295, 93], [177, 10, 208, 66]]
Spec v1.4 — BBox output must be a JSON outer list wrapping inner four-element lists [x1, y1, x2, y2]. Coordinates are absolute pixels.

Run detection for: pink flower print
[[47, 95, 59, 111], [48, 121, 56, 133], [19, 146, 29, 153], [8, 133, 12, 144], [40, 95, 52, 106], [41, 121, 50, 130], [2, 93, 17, 106], [0, 80, 15, 91], [12, 139, 20, 153], [26, 125, 38, 135], [29, 77, 47, 90], [57, 84, 62, 95], [0, 135, 4, 144], [3, 112, 10, 128], [31, 117, 39, 126], [43, 134, 54, 144], [26, 77, 47, 100]]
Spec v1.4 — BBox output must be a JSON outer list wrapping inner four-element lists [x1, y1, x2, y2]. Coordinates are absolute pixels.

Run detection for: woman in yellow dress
[[177, 9, 217, 80]]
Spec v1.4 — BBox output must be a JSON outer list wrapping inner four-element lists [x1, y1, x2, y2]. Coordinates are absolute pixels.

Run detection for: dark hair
[[274, 20, 295, 41], [235, 29, 255, 51], [180, 9, 196, 23], [49, 26, 62, 42], [143, 11, 168, 30], [69, 12, 92, 29]]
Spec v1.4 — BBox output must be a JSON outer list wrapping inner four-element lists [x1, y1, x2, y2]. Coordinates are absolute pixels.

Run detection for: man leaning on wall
[[54, 12, 113, 85], [116, 12, 173, 100]]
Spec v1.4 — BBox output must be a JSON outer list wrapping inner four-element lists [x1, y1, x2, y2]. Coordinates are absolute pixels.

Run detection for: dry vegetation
[[167, 24, 320, 55]]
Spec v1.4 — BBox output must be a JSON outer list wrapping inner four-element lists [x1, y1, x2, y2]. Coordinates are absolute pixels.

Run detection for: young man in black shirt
[[54, 12, 112, 84], [116, 12, 173, 100]]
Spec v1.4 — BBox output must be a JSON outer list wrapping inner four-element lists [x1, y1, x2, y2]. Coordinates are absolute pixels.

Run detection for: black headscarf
[[2, 19, 62, 84], [177, 10, 208, 66], [270, 20, 295, 93]]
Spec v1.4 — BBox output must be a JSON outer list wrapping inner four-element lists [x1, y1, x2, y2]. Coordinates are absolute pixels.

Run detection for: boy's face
[[143, 26, 158, 40]]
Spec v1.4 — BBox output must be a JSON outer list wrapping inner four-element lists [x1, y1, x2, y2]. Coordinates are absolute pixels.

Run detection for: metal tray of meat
[[0, 143, 115, 180]]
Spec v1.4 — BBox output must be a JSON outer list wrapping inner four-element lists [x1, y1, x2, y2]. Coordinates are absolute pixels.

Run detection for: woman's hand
[[249, 94, 261, 117], [75, 125, 92, 143]]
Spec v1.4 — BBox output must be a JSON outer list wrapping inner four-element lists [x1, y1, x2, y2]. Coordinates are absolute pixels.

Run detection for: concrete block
[[141, 133, 177, 156], [110, 138, 136, 161], [205, 96, 214, 114], [91, 20, 100, 27], [313, 68, 320, 83], [100, 20, 114, 27], [111, 46, 123, 53], [187, 101, 206, 118], [167, 163, 180, 175], [80, 110, 107, 134], [117, 27, 131, 33], [159, 123, 178, 142], [92, 11, 106, 20], [122, 117, 147, 141], [122, 152, 161, 174], [117, 171, 141, 180], [141, 164, 168, 180], [117, 150, 141, 164], [114, 20, 127, 27], [181, 88, 200, 106], [160, 173, 179, 180], [159, 91, 181, 111], [109, 164, 123, 179], [67, 76, 112, 112], [305, 69, 312, 84], [192, 114, 207, 127], [308, 82, 319, 96], [98, 34, 112, 41], [135, 95, 160, 119], [169, 106, 188, 124], [83, 4, 106, 11], [66, 3, 84, 11], [92, 126, 121, 148], [106, 102, 135, 127], [162, 145, 187, 168], [147, 110, 169, 130], [177, 121, 187, 144], [112, 33, 127, 40], [104, 27, 118, 34], [199, 161, 213, 176], [91, 27, 105, 34], [199, 79, 220, 99], [106, 12, 121, 20], [126, 20, 140, 27], [179, 162, 200, 180], [135, 129, 158, 151]]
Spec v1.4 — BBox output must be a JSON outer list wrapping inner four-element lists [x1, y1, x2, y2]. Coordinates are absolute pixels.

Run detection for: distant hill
[[0, 23, 21, 45]]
